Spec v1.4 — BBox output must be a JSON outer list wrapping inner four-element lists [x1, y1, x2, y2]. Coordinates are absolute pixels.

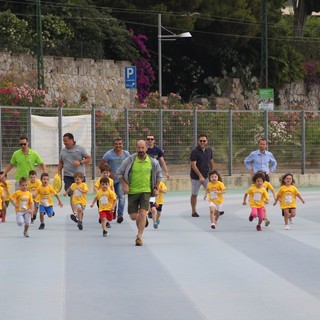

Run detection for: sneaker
[[70, 214, 78, 223], [103, 230, 108, 237], [191, 212, 199, 217], [249, 215, 253, 222], [98, 218, 101, 224], [23, 231, 29, 238], [77, 221, 83, 230], [148, 211, 152, 219], [135, 236, 143, 246], [33, 215, 37, 221], [285, 224, 290, 230], [256, 225, 262, 231], [211, 223, 216, 229], [145, 218, 149, 228], [264, 219, 270, 227], [117, 215, 123, 224], [153, 223, 158, 229], [156, 219, 160, 225], [38, 223, 45, 230], [113, 211, 116, 220], [289, 217, 293, 224], [106, 222, 111, 228], [31, 218, 34, 224], [219, 211, 225, 216]]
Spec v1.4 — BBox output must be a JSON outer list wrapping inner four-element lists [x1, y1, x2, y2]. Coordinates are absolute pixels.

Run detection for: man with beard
[[116, 140, 162, 246]]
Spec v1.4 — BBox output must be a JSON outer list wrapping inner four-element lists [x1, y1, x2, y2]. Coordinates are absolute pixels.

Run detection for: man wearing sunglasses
[[190, 134, 214, 217], [146, 135, 170, 179], [0, 136, 46, 190]]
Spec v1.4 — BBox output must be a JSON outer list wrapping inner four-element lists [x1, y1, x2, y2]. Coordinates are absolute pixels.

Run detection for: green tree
[[0, 11, 32, 53]]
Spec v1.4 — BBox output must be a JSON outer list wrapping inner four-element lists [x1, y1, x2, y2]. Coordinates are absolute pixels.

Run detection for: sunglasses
[[147, 138, 154, 141], [199, 140, 207, 143], [20, 143, 27, 146]]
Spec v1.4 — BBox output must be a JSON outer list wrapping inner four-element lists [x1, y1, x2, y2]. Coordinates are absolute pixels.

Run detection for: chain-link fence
[[1, 106, 319, 178]]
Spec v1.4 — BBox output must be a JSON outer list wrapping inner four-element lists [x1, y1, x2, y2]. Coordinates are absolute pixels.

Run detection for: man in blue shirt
[[244, 138, 277, 181], [100, 137, 130, 223]]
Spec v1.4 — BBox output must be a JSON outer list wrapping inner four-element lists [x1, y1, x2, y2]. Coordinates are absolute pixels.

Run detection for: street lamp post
[[158, 13, 192, 105]]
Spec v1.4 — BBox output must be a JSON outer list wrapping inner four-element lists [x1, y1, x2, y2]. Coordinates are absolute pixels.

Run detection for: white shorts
[[209, 203, 223, 212], [16, 211, 31, 226], [75, 203, 86, 211]]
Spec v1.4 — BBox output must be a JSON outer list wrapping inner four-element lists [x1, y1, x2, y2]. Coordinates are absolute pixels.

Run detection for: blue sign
[[125, 66, 137, 89]]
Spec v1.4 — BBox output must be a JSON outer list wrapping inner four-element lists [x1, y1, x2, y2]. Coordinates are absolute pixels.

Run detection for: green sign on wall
[[258, 88, 274, 110]]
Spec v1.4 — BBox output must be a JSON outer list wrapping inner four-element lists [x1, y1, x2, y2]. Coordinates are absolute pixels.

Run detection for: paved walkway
[[1, 190, 320, 320]]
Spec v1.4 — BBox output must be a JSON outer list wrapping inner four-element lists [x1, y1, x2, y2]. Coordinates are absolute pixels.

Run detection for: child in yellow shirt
[[274, 173, 305, 230], [205, 170, 226, 230], [34, 173, 63, 230], [0, 171, 10, 223], [243, 172, 269, 231], [64, 171, 88, 231], [10, 177, 34, 237], [149, 180, 167, 229], [28, 170, 41, 223], [90, 177, 117, 237]]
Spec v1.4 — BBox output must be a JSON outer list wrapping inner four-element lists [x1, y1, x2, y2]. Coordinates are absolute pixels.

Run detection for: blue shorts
[[39, 205, 54, 216]]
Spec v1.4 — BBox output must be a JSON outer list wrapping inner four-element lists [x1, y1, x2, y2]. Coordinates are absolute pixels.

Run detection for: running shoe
[[135, 236, 143, 246], [23, 231, 29, 238], [117, 215, 123, 224], [106, 222, 111, 228], [70, 214, 78, 223], [249, 215, 253, 222], [211, 223, 216, 229], [285, 224, 290, 230], [265, 219, 270, 227], [256, 225, 262, 231], [103, 230, 108, 237], [38, 223, 45, 230], [77, 221, 83, 230], [192, 212, 199, 217], [153, 223, 158, 229]]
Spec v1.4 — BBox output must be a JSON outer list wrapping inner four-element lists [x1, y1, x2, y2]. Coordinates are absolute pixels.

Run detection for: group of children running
[[0, 164, 168, 238], [207, 169, 305, 231], [0, 162, 306, 237]]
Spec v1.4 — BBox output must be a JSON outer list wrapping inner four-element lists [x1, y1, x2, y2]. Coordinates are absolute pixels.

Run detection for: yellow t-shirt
[[251, 181, 274, 192], [96, 189, 117, 212], [245, 185, 269, 208], [28, 179, 41, 203], [34, 185, 57, 207], [70, 182, 88, 206], [95, 177, 114, 190], [10, 190, 33, 212], [206, 181, 226, 205], [276, 185, 300, 209], [0, 181, 10, 201], [0, 186, 4, 210], [155, 181, 167, 205]]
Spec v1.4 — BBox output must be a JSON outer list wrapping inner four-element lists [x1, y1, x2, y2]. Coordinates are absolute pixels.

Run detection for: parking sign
[[125, 66, 137, 89]]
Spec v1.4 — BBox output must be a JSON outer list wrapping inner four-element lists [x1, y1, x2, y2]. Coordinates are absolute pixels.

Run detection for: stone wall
[[1, 52, 320, 110], [0, 52, 133, 107]]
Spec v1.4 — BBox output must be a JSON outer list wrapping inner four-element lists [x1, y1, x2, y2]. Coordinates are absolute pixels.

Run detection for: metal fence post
[[301, 110, 305, 174], [228, 110, 233, 176], [159, 108, 163, 149], [125, 108, 129, 150], [193, 109, 198, 146], [28, 107, 32, 146], [58, 107, 62, 154], [0, 107, 2, 169], [264, 110, 268, 144], [91, 107, 96, 179]]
